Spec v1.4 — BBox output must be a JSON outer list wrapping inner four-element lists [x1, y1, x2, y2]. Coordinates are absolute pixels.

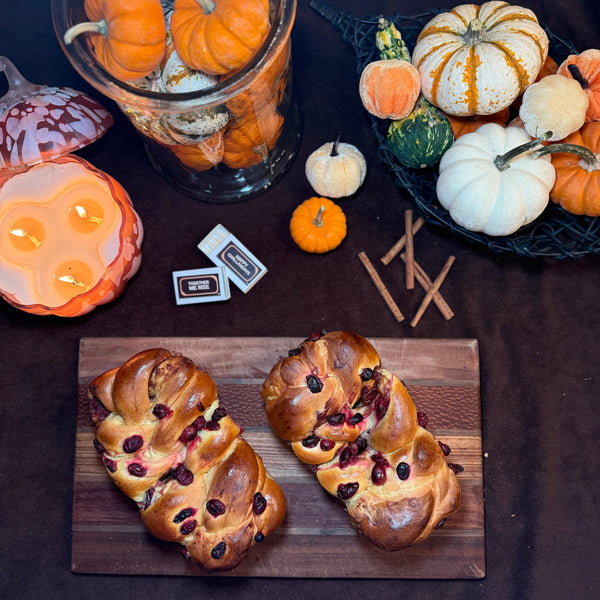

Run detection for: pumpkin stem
[[567, 63, 589, 90], [494, 131, 553, 171], [63, 20, 108, 44], [197, 0, 216, 15], [330, 132, 341, 157], [313, 205, 325, 227], [533, 142, 599, 169], [463, 19, 485, 45]]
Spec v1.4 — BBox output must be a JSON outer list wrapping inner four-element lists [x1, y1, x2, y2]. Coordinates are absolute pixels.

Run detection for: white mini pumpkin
[[305, 139, 367, 198], [412, 1, 549, 117], [436, 123, 556, 236]]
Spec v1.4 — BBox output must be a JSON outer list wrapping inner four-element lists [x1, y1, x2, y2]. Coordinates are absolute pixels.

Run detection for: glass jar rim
[[51, 0, 297, 112]]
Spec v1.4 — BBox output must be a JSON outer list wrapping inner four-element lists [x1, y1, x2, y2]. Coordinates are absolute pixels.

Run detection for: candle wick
[[58, 275, 87, 288], [10, 228, 41, 247], [74, 205, 102, 225]]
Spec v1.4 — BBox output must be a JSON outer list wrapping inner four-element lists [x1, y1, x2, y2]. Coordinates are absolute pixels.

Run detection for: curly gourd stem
[[197, 0, 216, 14], [313, 206, 326, 228], [330, 132, 341, 157], [533, 142, 600, 170], [493, 131, 553, 171], [63, 20, 108, 44], [567, 64, 589, 90]]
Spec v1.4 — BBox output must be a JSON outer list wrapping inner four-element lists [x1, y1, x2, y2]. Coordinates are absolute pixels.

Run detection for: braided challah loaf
[[88, 348, 286, 572], [261, 330, 461, 551]]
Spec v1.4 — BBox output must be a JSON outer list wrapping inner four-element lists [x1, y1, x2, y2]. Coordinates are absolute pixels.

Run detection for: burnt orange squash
[[557, 49, 600, 123]]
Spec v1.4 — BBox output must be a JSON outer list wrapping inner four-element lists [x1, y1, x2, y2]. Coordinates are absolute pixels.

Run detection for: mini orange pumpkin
[[64, 0, 167, 82], [546, 121, 600, 216], [170, 0, 270, 75], [222, 110, 283, 169], [290, 197, 347, 254], [167, 132, 225, 171], [557, 49, 600, 123], [359, 59, 420, 120]]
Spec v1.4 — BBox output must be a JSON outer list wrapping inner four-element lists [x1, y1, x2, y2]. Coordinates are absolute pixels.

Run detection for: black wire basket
[[309, 0, 600, 259]]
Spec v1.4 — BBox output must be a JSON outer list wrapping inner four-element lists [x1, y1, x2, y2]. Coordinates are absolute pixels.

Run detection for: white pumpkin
[[436, 123, 556, 236], [519, 74, 589, 141], [305, 140, 367, 198], [412, 1, 549, 117]]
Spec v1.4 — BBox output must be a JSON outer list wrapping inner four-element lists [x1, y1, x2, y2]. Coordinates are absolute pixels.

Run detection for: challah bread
[[260, 330, 460, 551], [88, 348, 286, 572]]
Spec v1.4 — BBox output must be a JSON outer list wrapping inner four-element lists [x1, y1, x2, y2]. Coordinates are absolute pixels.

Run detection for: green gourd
[[376, 19, 453, 169]]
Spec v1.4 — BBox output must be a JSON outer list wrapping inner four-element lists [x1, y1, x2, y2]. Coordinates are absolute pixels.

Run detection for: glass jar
[[51, 0, 301, 203]]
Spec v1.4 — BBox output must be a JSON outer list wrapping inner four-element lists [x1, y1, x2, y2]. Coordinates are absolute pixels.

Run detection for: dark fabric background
[[1, 1, 598, 599]]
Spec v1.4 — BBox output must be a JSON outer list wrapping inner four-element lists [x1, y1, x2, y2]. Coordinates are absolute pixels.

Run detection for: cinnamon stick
[[380, 217, 425, 265], [358, 251, 405, 322], [411, 255, 455, 328], [400, 253, 454, 320], [404, 210, 415, 290]]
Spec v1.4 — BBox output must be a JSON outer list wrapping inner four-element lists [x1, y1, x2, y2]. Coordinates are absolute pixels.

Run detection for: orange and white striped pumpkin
[[412, 2, 549, 117]]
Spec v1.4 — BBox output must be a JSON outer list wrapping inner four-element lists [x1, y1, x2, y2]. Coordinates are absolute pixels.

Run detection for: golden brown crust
[[260, 331, 461, 551], [88, 348, 286, 572]]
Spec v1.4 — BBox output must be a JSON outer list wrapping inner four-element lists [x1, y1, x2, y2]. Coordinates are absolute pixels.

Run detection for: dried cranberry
[[128, 463, 147, 477], [211, 542, 226, 560], [360, 368, 373, 381], [375, 396, 389, 419], [435, 518, 446, 529], [306, 330, 325, 342], [179, 426, 197, 443], [205, 420, 220, 431], [337, 482, 359, 500], [327, 412, 345, 426], [396, 462, 410, 480], [253, 492, 267, 515], [288, 347, 301, 357], [206, 499, 226, 517], [302, 435, 320, 448], [180, 545, 191, 560], [103, 457, 117, 473], [361, 387, 379, 405], [371, 463, 387, 485], [348, 413, 363, 425], [89, 396, 109, 422], [339, 446, 352, 469], [122, 435, 143, 453], [371, 452, 389, 466], [93, 439, 105, 454], [180, 520, 197, 535], [196, 402, 205, 411], [174, 465, 194, 486], [438, 441, 451, 456], [193, 416, 206, 430], [173, 508, 196, 523], [448, 463, 464, 475], [306, 375, 323, 393], [212, 407, 228, 421], [254, 532, 265, 543], [356, 437, 368, 453], [143, 488, 155, 510], [320, 439, 335, 451], [152, 404, 171, 419], [417, 411, 429, 428]]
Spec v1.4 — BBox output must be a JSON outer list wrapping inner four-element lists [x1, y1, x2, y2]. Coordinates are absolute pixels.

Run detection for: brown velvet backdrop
[[1, 1, 598, 599]]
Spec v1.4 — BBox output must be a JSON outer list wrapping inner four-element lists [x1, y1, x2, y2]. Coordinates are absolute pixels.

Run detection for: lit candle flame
[[10, 227, 41, 247], [58, 275, 88, 289], [74, 205, 102, 225]]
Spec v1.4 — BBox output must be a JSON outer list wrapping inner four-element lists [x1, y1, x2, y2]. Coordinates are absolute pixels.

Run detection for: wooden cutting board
[[73, 336, 485, 578]]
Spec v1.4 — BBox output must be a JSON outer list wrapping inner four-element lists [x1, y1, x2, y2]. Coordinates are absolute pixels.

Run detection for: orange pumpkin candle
[[0, 155, 143, 316]]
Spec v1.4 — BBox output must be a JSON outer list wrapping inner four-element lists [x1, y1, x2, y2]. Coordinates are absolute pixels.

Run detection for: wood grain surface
[[73, 336, 485, 578]]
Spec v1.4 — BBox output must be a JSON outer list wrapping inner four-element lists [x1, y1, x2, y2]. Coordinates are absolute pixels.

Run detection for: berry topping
[[302, 435, 320, 448], [180, 520, 197, 535], [174, 465, 194, 486], [212, 407, 228, 421], [327, 412, 345, 426], [360, 368, 373, 381], [93, 439, 105, 454], [179, 426, 197, 443], [205, 420, 220, 431], [319, 439, 336, 451], [211, 542, 226, 559], [417, 411, 429, 428], [173, 508, 196, 523], [438, 441, 451, 456], [103, 457, 117, 473], [306, 374, 323, 393], [448, 463, 464, 475], [193, 416, 206, 430], [253, 492, 267, 515], [122, 435, 143, 453], [152, 404, 171, 419], [128, 463, 147, 477], [206, 499, 226, 517], [254, 532, 265, 543], [348, 412, 363, 425], [337, 482, 359, 500], [371, 463, 387, 485], [396, 462, 410, 480]]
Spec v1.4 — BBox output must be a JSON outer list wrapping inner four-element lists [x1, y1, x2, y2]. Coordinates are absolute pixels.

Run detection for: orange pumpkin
[[359, 59, 420, 120], [167, 132, 225, 171], [170, 0, 270, 75], [445, 108, 511, 139], [547, 121, 600, 216], [223, 110, 283, 169], [557, 49, 600, 123], [64, 0, 167, 82], [290, 197, 347, 254], [0, 155, 143, 316]]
